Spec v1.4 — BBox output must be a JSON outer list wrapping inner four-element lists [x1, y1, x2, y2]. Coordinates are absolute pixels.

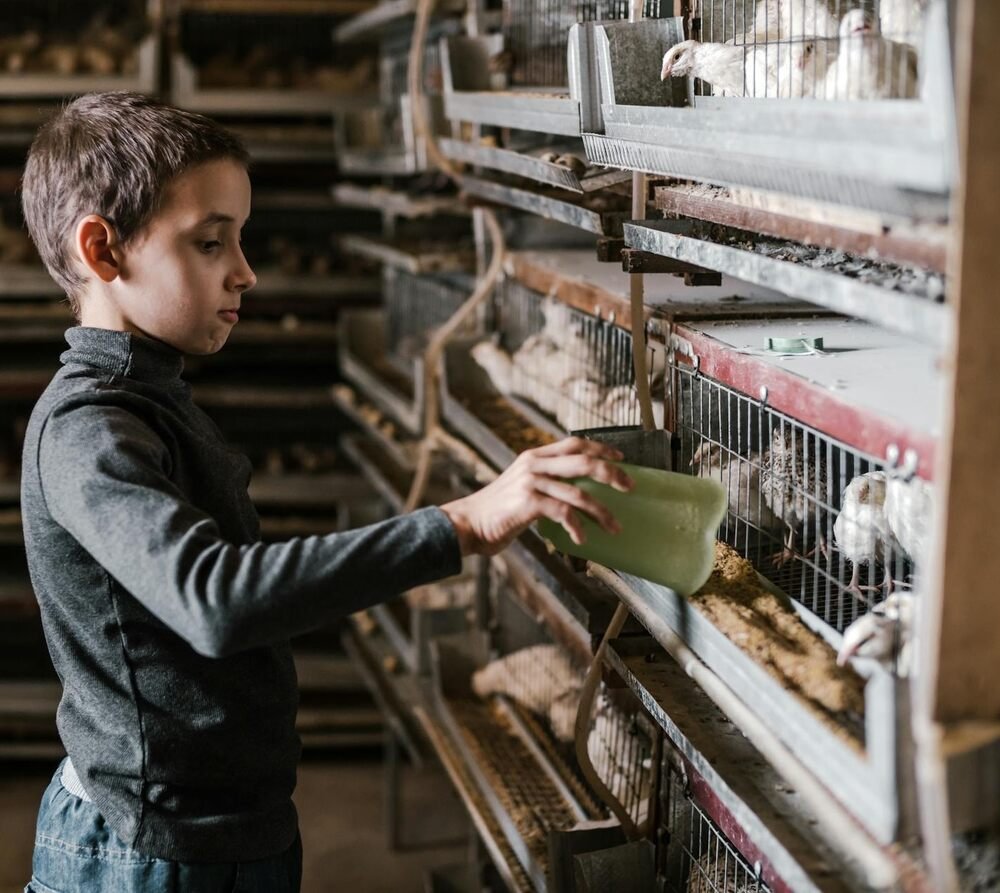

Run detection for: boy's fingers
[[534, 478, 621, 534], [531, 436, 623, 462], [536, 495, 586, 545], [533, 455, 634, 492]]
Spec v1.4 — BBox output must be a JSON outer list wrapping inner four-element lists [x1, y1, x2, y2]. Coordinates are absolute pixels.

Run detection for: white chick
[[470, 339, 515, 395], [884, 475, 934, 569], [661, 36, 832, 98], [690, 442, 781, 533], [472, 644, 582, 743], [833, 471, 903, 596], [876, 0, 927, 47], [822, 9, 919, 100], [737, 0, 840, 43], [837, 591, 916, 675], [601, 384, 666, 430], [558, 377, 607, 433]]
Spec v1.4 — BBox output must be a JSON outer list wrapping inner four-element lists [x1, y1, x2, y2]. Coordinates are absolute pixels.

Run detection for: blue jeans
[[27, 760, 302, 893]]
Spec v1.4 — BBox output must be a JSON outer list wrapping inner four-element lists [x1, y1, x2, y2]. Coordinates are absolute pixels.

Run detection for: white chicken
[[558, 377, 607, 433], [601, 384, 666, 430], [661, 35, 834, 98], [737, 0, 840, 43], [470, 339, 515, 395], [821, 9, 919, 100], [876, 0, 927, 47], [833, 471, 904, 596], [472, 644, 582, 743], [690, 442, 781, 533], [837, 591, 916, 675], [883, 475, 934, 569]]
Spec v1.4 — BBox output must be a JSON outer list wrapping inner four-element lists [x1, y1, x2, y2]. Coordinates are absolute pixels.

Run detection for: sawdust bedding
[[690, 543, 866, 750], [461, 395, 557, 454]]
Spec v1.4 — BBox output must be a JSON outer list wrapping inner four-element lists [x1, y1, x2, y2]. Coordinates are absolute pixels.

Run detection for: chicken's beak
[[836, 623, 874, 667], [660, 60, 672, 81]]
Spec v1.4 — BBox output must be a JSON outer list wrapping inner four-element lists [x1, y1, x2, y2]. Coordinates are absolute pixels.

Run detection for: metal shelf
[[415, 704, 535, 893], [330, 383, 417, 470], [339, 234, 475, 275], [338, 309, 423, 436], [654, 185, 950, 275], [439, 138, 631, 195], [625, 221, 952, 349], [191, 384, 337, 410], [0, 266, 61, 299], [333, 0, 464, 44], [336, 148, 421, 177], [170, 53, 375, 117], [0, 35, 158, 99], [503, 250, 811, 337], [331, 183, 467, 219], [458, 175, 629, 238], [252, 270, 379, 301], [339, 433, 409, 514], [181, 0, 374, 13], [445, 90, 581, 137]]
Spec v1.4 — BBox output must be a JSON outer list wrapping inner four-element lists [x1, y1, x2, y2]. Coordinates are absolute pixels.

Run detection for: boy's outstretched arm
[[37, 399, 630, 659]]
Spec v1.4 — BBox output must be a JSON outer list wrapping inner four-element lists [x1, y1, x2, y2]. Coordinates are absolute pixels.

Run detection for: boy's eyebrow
[[195, 212, 236, 226]]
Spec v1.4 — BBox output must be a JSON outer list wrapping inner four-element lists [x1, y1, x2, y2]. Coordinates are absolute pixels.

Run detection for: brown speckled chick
[[760, 426, 831, 567]]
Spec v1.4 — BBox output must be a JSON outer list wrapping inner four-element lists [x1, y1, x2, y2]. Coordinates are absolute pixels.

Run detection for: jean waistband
[[60, 757, 93, 802]]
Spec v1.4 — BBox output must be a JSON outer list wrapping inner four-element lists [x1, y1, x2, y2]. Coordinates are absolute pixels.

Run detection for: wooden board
[[926, 0, 1000, 727], [655, 185, 949, 274]]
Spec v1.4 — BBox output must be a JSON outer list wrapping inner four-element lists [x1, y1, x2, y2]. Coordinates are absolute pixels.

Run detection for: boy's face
[[100, 158, 256, 355]]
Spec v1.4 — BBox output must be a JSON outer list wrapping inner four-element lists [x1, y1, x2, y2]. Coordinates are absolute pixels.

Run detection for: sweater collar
[[61, 327, 185, 384]]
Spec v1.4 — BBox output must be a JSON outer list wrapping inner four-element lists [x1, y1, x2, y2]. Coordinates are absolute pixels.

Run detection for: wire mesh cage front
[[484, 576, 654, 829], [483, 277, 664, 433], [585, 684, 655, 829], [682, 0, 925, 100], [673, 361, 923, 653], [384, 268, 473, 365], [661, 760, 770, 892], [503, 0, 672, 88], [380, 29, 445, 146]]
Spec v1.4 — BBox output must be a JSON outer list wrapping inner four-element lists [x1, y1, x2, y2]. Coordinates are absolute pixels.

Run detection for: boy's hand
[[439, 437, 634, 556]]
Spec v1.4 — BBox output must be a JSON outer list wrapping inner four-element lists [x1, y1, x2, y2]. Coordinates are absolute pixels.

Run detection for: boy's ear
[[74, 215, 120, 284]]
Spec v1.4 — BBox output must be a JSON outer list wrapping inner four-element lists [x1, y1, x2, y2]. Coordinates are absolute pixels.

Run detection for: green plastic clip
[[764, 336, 824, 354]]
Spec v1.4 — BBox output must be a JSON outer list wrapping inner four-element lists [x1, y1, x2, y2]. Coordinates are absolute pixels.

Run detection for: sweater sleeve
[[37, 398, 462, 658]]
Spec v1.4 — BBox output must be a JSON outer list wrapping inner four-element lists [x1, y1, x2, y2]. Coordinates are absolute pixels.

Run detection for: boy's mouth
[[218, 309, 239, 324]]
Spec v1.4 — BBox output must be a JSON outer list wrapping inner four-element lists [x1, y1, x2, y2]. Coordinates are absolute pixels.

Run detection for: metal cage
[[502, 0, 671, 88], [672, 359, 923, 664], [488, 276, 665, 434], [384, 268, 474, 365], [661, 760, 770, 892], [690, 0, 925, 101]]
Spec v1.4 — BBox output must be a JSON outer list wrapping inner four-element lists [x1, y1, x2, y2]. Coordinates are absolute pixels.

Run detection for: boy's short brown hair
[[21, 91, 250, 317]]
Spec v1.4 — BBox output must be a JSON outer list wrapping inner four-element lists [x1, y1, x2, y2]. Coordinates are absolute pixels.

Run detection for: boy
[[19, 91, 630, 892]]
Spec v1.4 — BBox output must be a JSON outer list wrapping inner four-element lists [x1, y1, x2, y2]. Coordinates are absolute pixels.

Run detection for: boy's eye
[[200, 240, 222, 253]]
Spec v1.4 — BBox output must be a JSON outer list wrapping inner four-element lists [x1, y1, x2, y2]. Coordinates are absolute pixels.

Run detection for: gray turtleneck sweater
[[20, 326, 462, 862]]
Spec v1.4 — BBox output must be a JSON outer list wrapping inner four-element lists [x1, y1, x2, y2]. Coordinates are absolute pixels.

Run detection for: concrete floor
[[0, 752, 468, 893]]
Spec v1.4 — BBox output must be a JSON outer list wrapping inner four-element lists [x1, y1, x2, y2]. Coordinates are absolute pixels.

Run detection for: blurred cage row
[[332, 0, 996, 889]]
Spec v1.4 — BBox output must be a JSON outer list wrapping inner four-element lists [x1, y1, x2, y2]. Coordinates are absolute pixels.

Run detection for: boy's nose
[[229, 254, 257, 294]]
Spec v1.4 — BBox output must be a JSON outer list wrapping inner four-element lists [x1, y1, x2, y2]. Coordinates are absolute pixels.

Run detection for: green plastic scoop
[[537, 461, 727, 597]]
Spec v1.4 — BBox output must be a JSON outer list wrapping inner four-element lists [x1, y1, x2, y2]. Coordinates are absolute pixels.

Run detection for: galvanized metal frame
[[584, 3, 956, 217]]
